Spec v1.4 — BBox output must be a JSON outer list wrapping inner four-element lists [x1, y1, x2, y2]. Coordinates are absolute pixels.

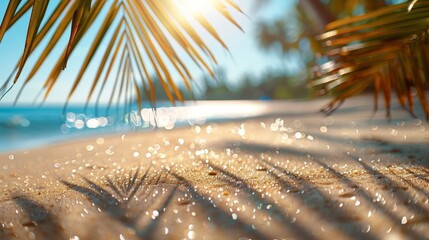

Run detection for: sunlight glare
[[179, 0, 215, 15]]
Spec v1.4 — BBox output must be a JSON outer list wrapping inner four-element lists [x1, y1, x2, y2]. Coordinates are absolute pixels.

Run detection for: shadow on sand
[[2, 118, 429, 239]]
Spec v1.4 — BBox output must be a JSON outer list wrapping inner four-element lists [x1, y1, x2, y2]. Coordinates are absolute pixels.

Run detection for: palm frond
[[0, 0, 21, 43], [0, 0, 242, 111], [311, 0, 429, 119], [63, 0, 92, 69], [14, 0, 49, 82]]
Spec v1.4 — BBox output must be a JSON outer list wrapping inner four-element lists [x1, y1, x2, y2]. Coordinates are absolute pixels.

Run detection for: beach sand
[[1, 97, 429, 239]]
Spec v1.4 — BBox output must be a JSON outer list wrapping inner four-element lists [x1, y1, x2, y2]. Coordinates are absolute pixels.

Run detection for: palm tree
[[0, 0, 243, 111]]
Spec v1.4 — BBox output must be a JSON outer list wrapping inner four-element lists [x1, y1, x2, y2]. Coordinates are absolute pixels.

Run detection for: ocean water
[[0, 100, 296, 153], [0, 105, 128, 152]]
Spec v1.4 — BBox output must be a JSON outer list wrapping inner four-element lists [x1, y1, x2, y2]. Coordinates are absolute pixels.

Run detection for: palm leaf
[[94, 32, 127, 114], [106, 47, 129, 115], [42, 0, 107, 103], [13, 1, 78, 104], [311, 0, 429, 120], [63, 0, 91, 69], [8, 1, 32, 29], [66, 2, 120, 103], [0, 0, 243, 111], [0, 0, 21, 43], [84, 19, 124, 110], [14, 0, 49, 82]]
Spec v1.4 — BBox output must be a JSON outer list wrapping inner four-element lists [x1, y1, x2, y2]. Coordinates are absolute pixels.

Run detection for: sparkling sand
[[1, 97, 429, 239]]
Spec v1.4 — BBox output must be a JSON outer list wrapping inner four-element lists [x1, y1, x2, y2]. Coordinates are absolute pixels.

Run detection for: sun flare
[[179, 0, 215, 15]]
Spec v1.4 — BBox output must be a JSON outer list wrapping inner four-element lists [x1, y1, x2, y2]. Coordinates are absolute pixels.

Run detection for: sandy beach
[[1, 97, 429, 239]]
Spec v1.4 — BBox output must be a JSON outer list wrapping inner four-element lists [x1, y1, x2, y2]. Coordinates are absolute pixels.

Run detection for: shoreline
[[0, 99, 325, 154], [1, 97, 429, 239]]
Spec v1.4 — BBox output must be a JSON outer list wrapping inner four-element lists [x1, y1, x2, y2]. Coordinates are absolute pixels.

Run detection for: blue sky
[[0, 0, 296, 105], [209, 0, 297, 86]]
